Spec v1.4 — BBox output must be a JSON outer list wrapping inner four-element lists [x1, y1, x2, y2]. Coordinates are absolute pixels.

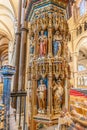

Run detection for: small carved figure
[[37, 80, 46, 113], [38, 30, 47, 57], [53, 80, 63, 110], [30, 45, 34, 54], [53, 31, 62, 41], [53, 40, 59, 56], [57, 42, 62, 57], [53, 31, 62, 57], [30, 37, 35, 55]]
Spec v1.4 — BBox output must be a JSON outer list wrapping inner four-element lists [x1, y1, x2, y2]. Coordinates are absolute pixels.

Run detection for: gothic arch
[[0, 20, 13, 40], [0, 4, 14, 17], [75, 36, 87, 52], [9, 0, 17, 18]]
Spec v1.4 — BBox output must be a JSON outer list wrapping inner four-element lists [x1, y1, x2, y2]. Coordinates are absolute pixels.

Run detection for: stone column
[[31, 64, 37, 115], [73, 52, 78, 88], [34, 81, 37, 115], [8, 41, 13, 65], [65, 77, 69, 111], [18, 0, 28, 91], [18, 21, 28, 91], [30, 63, 36, 130], [48, 14, 53, 57], [0, 65, 15, 110], [13, 0, 22, 92], [0, 65, 15, 129], [25, 23, 30, 130], [47, 60, 53, 117], [17, 1, 28, 129]]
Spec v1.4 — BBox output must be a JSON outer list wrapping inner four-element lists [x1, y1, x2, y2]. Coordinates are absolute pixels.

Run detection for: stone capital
[[73, 52, 79, 57], [15, 31, 21, 35], [21, 26, 29, 32]]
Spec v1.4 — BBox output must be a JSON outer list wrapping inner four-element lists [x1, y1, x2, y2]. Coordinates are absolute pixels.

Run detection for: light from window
[[80, 0, 85, 16], [78, 65, 86, 71]]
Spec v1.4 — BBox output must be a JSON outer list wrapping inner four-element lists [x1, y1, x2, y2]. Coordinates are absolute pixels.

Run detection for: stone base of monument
[[33, 114, 60, 130]]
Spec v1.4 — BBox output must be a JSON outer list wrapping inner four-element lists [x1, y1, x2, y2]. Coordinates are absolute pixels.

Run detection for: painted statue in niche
[[38, 30, 47, 57], [44, 30, 48, 37], [53, 40, 59, 56], [53, 31, 62, 57], [30, 37, 34, 55], [53, 80, 64, 111], [37, 79, 47, 114], [30, 45, 34, 54]]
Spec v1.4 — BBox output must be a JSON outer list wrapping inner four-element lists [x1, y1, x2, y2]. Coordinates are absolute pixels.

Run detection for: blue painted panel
[[3, 78, 11, 111], [38, 78, 48, 88], [0, 65, 15, 112], [53, 40, 60, 56]]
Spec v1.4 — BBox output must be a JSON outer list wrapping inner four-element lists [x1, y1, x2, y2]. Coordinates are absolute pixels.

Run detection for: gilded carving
[[53, 31, 62, 57], [28, 0, 70, 129], [38, 30, 48, 57], [53, 80, 64, 113], [37, 79, 46, 114]]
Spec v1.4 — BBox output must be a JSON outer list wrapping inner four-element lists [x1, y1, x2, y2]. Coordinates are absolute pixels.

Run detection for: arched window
[[80, 0, 86, 16], [78, 64, 86, 71]]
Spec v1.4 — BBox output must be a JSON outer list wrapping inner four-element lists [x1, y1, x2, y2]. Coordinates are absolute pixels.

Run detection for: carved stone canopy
[[25, 0, 69, 21]]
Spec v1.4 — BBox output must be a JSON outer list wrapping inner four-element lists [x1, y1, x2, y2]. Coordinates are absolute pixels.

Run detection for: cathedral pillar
[[48, 14, 53, 57], [17, 0, 28, 121], [30, 62, 37, 130], [73, 52, 78, 88], [65, 77, 69, 111], [0, 65, 15, 129], [18, 21, 28, 91], [18, 0, 28, 91], [25, 23, 30, 129], [8, 41, 13, 65], [13, 0, 22, 92]]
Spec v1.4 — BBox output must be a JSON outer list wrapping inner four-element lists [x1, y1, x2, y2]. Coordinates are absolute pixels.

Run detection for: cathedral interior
[[0, 0, 87, 130]]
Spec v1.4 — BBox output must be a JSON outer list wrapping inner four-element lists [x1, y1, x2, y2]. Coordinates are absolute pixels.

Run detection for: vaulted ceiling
[[0, 0, 18, 65]]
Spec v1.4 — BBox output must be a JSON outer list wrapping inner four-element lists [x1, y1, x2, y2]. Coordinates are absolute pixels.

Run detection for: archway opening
[[78, 42, 87, 88]]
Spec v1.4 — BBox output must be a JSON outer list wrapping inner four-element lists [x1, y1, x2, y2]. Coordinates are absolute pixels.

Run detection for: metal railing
[[10, 90, 27, 130]]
